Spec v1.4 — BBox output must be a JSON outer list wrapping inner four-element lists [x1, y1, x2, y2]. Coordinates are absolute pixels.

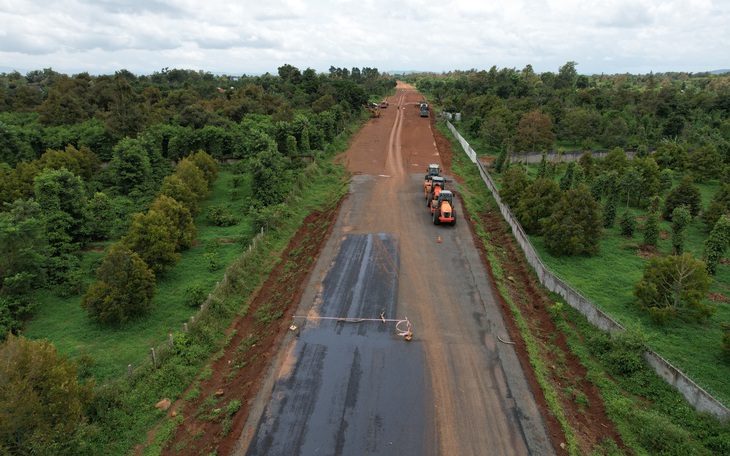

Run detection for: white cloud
[[0, 0, 727, 76]]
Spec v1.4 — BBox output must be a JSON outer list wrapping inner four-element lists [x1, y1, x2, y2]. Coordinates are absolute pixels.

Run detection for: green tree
[[578, 151, 596, 181], [0, 334, 95, 454], [704, 183, 730, 232], [82, 244, 156, 324], [559, 161, 577, 191], [104, 74, 146, 139], [703, 214, 730, 275], [158, 174, 198, 216], [603, 194, 618, 228], [87, 192, 115, 240], [500, 165, 529, 208], [620, 210, 637, 237], [34, 167, 90, 255], [149, 195, 197, 250], [250, 143, 291, 207], [37, 145, 99, 181], [543, 184, 602, 256], [108, 137, 153, 197], [601, 147, 628, 175], [36, 74, 90, 126], [175, 155, 210, 193], [634, 253, 714, 324], [671, 206, 692, 255], [663, 175, 702, 220], [513, 109, 555, 152], [643, 211, 660, 249], [634, 157, 661, 208], [653, 142, 688, 171], [494, 147, 508, 173], [513, 178, 562, 234], [0, 199, 47, 296], [121, 210, 180, 274], [688, 145, 723, 182], [620, 167, 642, 208]]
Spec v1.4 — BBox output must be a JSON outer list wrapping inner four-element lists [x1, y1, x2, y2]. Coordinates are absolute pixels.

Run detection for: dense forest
[[0, 64, 395, 453], [406, 62, 730, 160]]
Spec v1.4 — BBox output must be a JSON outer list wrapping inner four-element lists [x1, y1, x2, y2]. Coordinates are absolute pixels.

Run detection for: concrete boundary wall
[[444, 120, 730, 421]]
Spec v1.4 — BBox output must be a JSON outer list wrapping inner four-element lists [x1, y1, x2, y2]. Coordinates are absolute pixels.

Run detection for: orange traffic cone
[[437, 236, 442, 243]]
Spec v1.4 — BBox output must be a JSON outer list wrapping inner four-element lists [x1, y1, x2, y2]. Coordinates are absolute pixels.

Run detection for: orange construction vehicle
[[431, 189, 456, 226], [423, 164, 441, 196], [427, 176, 445, 206]]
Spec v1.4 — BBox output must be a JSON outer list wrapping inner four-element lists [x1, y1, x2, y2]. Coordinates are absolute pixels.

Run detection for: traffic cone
[[437, 236, 441, 243]]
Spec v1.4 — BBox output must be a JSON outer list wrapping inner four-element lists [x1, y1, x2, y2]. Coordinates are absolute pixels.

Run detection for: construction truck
[[427, 176, 445, 206], [431, 190, 456, 226], [423, 164, 441, 195]]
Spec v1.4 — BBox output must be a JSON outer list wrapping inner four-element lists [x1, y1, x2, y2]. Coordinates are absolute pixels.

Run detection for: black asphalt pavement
[[245, 234, 427, 455]]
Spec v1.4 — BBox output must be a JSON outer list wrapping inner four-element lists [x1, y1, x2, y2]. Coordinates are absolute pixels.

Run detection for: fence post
[[150, 348, 157, 369], [184, 322, 189, 332], [169, 333, 174, 347], [128, 364, 133, 382]]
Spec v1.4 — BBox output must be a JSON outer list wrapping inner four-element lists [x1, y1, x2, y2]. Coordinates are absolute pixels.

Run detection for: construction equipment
[[367, 102, 380, 118], [419, 101, 429, 117], [427, 176, 445, 206], [380, 99, 389, 108], [423, 164, 441, 196], [431, 189, 456, 226]]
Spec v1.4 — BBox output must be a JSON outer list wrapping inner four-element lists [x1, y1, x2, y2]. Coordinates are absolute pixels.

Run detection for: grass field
[[444, 120, 730, 407], [22, 167, 256, 381]]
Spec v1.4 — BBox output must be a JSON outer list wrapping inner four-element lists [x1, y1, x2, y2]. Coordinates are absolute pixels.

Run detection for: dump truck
[[431, 189, 456, 226]]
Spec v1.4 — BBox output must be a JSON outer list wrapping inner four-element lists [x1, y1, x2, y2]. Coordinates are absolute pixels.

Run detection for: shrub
[[207, 206, 238, 227], [184, 283, 208, 308]]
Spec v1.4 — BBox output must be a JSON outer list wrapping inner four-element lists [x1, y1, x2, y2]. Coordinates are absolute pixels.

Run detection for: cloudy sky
[[1, 0, 728, 77]]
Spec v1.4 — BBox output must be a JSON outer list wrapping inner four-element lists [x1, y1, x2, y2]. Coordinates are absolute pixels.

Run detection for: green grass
[[527, 193, 730, 407], [23, 167, 256, 381], [452, 120, 730, 407]]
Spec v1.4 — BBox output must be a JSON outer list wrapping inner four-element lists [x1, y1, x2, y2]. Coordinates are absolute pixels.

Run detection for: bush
[[184, 283, 208, 308], [207, 205, 238, 227]]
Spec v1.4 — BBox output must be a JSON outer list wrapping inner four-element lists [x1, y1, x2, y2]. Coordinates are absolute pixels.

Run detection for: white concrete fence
[[445, 120, 730, 421]]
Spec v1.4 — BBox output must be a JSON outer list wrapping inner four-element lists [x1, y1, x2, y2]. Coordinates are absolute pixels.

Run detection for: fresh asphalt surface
[[245, 234, 427, 455]]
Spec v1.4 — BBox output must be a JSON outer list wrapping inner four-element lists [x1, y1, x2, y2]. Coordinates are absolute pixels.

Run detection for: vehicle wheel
[[450, 213, 456, 226], [433, 211, 440, 225]]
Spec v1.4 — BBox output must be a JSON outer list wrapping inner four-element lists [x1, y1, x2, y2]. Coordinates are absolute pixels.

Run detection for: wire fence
[[126, 226, 266, 384], [445, 119, 730, 421]]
